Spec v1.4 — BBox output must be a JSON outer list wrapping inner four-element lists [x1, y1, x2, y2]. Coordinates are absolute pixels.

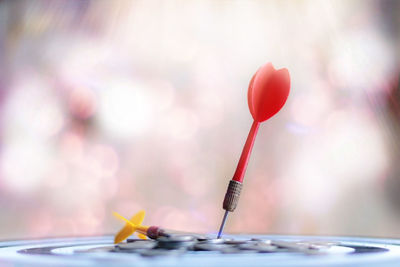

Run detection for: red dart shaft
[[217, 120, 260, 238], [232, 120, 260, 183]]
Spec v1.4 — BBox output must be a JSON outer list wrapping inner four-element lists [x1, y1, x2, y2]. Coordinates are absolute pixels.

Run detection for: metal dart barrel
[[147, 227, 205, 240], [217, 180, 243, 238], [146, 226, 170, 239], [223, 180, 243, 212]]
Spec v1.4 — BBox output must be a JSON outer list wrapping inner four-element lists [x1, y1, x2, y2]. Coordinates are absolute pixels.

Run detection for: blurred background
[[0, 0, 399, 240]]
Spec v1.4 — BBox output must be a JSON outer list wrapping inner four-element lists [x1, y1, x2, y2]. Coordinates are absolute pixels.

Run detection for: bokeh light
[[0, 0, 399, 240]]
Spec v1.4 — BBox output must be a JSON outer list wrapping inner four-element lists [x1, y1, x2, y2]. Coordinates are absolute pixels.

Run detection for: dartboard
[[0, 235, 399, 266]]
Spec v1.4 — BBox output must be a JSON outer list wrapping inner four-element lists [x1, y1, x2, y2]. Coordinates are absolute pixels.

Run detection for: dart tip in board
[[217, 210, 229, 239]]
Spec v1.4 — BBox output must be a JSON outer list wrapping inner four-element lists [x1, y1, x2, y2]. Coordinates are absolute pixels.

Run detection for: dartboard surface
[[0, 235, 399, 266]]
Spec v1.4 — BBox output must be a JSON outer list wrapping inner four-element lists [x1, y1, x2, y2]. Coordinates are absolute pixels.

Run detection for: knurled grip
[[223, 180, 243, 212]]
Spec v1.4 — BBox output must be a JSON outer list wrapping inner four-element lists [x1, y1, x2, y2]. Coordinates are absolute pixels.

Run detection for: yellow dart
[[113, 210, 205, 243]]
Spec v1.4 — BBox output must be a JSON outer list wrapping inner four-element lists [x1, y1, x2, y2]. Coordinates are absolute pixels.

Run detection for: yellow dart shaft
[[135, 225, 149, 234]]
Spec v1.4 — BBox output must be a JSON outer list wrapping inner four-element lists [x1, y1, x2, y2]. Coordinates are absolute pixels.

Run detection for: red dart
[[217, 63, 290, 238]]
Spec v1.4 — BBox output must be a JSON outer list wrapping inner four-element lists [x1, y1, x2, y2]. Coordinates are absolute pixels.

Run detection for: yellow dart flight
[[113, 210, 149, 244]]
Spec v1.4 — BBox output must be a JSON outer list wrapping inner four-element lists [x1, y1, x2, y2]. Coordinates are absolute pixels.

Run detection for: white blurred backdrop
[[0, 0, 399, 239]]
